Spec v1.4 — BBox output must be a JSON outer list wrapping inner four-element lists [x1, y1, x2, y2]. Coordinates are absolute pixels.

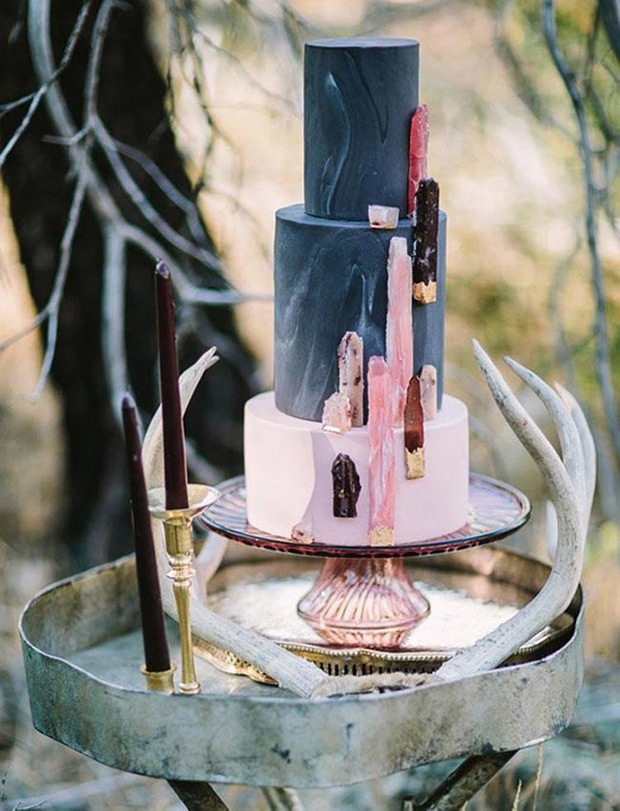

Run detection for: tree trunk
[[0, 0, 256, 568]]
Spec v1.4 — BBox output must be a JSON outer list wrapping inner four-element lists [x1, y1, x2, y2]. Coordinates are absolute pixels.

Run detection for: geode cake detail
[[404, 375, 425, 479], [420, 364, 438, 420], [368, 205, 400, 229], [367, 356, 396, 546], [332, 453, 362, 518], [413, 178, 440, 304], [386, 237, 414, 425], [338, 331, 364, 427], [322, 393, 352, 434], [407, 103, 429, 216]]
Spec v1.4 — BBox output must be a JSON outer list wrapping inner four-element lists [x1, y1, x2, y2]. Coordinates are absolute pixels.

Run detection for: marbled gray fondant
[[274, 204, 446, 423], [304, 38, 419, 221]]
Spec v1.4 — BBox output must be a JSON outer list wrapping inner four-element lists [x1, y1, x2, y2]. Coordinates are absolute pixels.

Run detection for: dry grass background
[[1, 0, 619, 807]]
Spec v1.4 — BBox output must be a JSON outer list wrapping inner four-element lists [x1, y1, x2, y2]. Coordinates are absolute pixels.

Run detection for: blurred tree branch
[[542, 0, 620, 465], [491, 0, 620, 520], [600, 0, 620, 58], [0, 0, 273, 565]]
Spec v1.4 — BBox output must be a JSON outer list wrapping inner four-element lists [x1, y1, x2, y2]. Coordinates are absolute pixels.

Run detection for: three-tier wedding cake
[[244, 37, 469, 546]]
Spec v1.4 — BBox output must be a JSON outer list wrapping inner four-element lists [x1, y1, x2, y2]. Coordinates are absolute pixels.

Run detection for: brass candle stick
[[140, 663, 176, 693], [149, 484, 219, 695]]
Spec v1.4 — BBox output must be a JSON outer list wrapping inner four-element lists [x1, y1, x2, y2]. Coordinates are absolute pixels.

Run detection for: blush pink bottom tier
[[244, 392, 470, 546]]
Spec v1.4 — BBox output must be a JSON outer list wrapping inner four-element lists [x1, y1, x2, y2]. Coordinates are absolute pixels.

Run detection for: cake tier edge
[[245, 392, 469, 546]]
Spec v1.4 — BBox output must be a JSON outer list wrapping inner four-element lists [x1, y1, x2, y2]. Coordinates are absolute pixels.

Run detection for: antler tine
[[142, 350, 329, 699], [504, 356, 586, 521], [436, 341, 583, 682], [470, 343, 570, 493], [555, 382, 596, 526], [142, 346, 218, 488]]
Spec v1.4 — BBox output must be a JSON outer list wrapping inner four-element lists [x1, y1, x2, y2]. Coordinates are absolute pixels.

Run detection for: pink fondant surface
[[244, 392, 469, 546]]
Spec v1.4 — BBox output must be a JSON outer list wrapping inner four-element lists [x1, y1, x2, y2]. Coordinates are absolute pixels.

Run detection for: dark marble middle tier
[[274, 204, 447, 423]]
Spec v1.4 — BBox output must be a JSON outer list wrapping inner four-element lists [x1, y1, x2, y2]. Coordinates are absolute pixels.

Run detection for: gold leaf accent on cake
[[413, 280, 437, 304], [369, 526, 395, 547], [405, 447, 425, 480]]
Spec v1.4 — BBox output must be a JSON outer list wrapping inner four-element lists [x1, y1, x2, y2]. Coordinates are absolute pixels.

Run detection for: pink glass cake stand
[[198, 474, 530, 649]]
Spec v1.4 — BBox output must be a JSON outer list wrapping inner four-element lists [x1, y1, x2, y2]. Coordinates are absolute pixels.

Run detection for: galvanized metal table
[[19, 545, 583, 810]]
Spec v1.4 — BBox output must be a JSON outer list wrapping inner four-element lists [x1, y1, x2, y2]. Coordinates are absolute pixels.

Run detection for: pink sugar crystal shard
[[407, 104, 429, 217], [420, 365, 437, 421], [386, 237, 414, 425], [291, 517, 314, 544], [322, 392, 352, 434], [367, 356, 395, 546], [404, 375, 425, 480]]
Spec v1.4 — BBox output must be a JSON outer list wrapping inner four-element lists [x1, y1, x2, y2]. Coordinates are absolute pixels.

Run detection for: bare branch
[[29, 174, 88, 402], [492, 0, 568, 135], [101, 225, 128, 426], [0, 0, 91, 167], [542, 0, 620, 460], [5, 0, 265, 408], [173, 4, 299, 117], [119, 221, 270, 305], [83, 0, 114, 127], [112, 137, 205, 242], [93, 114, 223, 269], [547, 235, 581, 393]]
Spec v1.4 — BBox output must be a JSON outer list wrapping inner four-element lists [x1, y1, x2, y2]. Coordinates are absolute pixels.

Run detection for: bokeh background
[[1, 0, 619, 808]]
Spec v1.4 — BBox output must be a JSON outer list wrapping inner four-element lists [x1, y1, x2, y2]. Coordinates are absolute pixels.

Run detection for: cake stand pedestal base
[[297, 557, 429, 648], [197, 473, 532, 655]]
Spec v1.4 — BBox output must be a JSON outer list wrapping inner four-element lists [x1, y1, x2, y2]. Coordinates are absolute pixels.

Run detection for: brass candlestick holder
[[149, 484, 220, 695], [140, 663, 176, 693]]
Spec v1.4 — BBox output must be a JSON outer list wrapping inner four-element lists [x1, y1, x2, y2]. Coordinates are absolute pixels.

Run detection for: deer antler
[[436, 341, 593, 682], [554, 382, 596, 524]]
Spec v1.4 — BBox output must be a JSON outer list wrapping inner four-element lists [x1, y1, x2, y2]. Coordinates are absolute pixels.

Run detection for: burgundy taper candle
[[122, 395, 171, 674], [155, 260, 189, 510]]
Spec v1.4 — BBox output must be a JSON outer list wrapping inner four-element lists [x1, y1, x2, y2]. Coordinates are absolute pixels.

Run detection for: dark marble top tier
[[304, 38, 419, 221]]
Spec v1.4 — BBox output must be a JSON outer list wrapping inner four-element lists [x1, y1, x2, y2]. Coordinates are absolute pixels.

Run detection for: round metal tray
[[198, 474, 531, 558], [20, 548, 583, 789]]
